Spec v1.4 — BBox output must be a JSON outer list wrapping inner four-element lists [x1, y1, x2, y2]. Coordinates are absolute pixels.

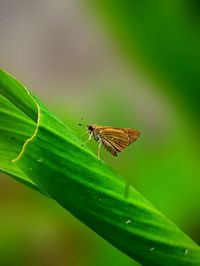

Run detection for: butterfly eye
[[88, 125, 93, 131]]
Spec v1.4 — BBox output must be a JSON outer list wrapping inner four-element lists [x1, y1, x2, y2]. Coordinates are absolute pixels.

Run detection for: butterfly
[[82, 124, 140, 160]]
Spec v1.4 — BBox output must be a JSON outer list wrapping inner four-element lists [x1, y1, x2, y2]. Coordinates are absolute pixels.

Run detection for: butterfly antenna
[[78, 117, 86, 127], [78, 118, 90, 137]]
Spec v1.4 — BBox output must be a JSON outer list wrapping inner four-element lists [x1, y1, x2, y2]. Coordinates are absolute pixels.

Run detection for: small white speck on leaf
[[125, 219, 131, 224], [37, 158, 43, 163], [184, 249, 188, 256], [149, 247, 155, 251]]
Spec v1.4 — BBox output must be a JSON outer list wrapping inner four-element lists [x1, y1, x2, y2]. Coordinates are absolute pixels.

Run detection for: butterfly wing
[[101, 128, 129, 153], [119, 128, 140, 144], [101, 138, 118, 156], [96, 127, 140, 154]]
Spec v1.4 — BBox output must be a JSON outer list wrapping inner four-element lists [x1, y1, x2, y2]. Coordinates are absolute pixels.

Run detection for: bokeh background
[[0, 1, 199, 266]]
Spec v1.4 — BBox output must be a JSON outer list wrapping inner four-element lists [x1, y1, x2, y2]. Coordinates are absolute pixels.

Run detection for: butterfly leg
[[81, 131, 89, 137], [82, 133, 92, 146], [97, 141, 102, 160]]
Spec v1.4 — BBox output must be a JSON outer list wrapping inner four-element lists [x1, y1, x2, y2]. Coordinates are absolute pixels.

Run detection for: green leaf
[[0, 69, 200, 266]]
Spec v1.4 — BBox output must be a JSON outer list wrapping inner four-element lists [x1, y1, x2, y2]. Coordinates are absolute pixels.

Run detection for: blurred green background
[[0, 1, 199, 266]]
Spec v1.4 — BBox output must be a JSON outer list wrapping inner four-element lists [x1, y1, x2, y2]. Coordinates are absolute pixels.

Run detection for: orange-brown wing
[[97, 127, 130, 152], [99, 127, 140, 152], [119, 128, 140, 144], [101, 138, 118, 156]]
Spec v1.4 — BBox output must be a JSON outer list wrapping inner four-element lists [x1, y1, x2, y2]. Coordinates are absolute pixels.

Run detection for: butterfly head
[[87, 123, 95, 133]]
